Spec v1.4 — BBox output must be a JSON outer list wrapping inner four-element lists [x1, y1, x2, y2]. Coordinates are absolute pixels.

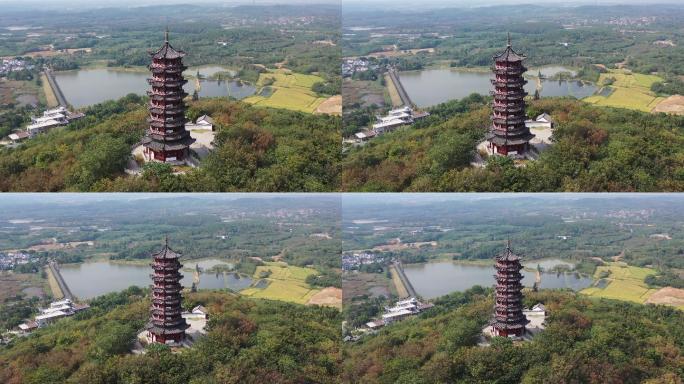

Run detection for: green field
[[581, 262, 658, 304], [243, 69, 327, 113], [240, 261, 320, 304], [584, 69, 664, 112]]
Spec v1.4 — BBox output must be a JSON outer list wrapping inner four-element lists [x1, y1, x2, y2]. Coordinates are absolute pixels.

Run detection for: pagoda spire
[[507, 32, 511, 47], [165, 27, 169, 43]]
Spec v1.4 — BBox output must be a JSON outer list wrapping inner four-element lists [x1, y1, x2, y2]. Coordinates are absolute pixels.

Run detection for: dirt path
[[315, 95, 342, 115]]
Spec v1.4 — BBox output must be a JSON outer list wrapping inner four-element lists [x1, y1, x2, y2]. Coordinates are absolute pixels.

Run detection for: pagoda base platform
[[131, 312, 207, 354], [478, 306, 546, 346]]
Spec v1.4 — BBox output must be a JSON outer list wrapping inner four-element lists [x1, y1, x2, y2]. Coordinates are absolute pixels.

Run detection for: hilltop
[[0, 95, 341, 192], [0, 288, 341, 384], [342, 288, 684, 384], [341, 96, 684, 192]]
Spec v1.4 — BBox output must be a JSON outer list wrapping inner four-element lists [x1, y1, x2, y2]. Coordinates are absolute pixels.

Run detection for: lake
[[402, 259, 593, 299], [60, 259, 253, 299], [399, 67, 597, 107], [54, 68, 255, 108]]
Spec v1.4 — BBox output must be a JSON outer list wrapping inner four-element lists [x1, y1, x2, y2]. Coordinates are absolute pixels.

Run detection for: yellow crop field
[[581, 262, 658, 304], [583, 69, 664, 112], [240, 262, 320, 304], [243, 69, 327, 113]]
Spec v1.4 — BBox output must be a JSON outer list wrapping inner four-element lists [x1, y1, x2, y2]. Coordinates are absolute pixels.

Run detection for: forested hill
[[0, 288, 341, 384], [341, 96, 684, 192], [343, 288, 684, 384], [0, 94, 341, 192]]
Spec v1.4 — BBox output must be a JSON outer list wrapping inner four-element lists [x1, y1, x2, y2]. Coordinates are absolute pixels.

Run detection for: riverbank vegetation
[[0, 289, 341, 384], [342, 96, 684, 192], [343, 287, 684, 384]]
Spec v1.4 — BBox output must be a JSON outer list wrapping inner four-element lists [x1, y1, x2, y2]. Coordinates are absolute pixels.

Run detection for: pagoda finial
[[164, 235, 169, 247], [165, 27, 169, 43], [507, 32, 511, 47], [507, 238, 511, 249]]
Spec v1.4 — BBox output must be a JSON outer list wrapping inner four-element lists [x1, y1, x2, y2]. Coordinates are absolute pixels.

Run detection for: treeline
[[0, 290, 341, 384], [0, 95, 341, 192], [343, 288, 684, 383], [342, 97, 684, 192]]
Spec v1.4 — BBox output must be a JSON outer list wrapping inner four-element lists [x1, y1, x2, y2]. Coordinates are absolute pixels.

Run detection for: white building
[[185, 115, 214, 131], [525, 113, 554, 129], [25, 106, 85, 137], [371, 106, 429, 135]]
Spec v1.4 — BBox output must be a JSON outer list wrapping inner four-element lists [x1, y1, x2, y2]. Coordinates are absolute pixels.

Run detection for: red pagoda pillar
[[142, 30, 195, 164], [148, 237, 189, 344], [487, 35, 534, 156], [491, 241, 529, 337]]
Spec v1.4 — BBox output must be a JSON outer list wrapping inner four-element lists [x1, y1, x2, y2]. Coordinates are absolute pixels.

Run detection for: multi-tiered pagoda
[[142, 30, 195, 164], [491, 241, 529, 337], [147, 237, 189, 344], [487, 35, 534, 156]]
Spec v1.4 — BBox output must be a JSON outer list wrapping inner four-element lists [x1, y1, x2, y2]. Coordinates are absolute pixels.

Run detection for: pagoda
[[491, 241, 529, 337], [147, 237, 189, 344], [142, 29, 195, 164], [487, 34, 534, 156]]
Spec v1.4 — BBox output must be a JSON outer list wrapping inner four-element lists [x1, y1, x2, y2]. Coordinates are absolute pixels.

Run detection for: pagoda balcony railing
[[493, 104, 525, 113], [148, 79, 187, 88], [491, 91, 528, 99], [149, 105, 185, 115], [151, 272, 182, 279], [147, 92, 188, 101], [494, 262, 524, 269], [152, 296, 181, 303], [152, 308, 182, 316], [148, 118, 186, 128], [491, 79, 528, 88], [492, 116, 526, 125], [152, 287, 182, 294], [152, 299, 181, 306], [151, 264, 183, 271], [493, 65, 527, 72], [150, 63, 187, 72]]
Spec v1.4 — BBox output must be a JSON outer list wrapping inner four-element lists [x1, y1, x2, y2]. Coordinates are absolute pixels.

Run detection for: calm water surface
[[399, 67, 597, 107], [54, 68, 255, 108], [60, 259, 252, 299], [403, 260, 592, 299]]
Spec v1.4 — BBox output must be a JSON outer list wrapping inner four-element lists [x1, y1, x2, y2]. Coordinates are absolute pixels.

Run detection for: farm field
[[243, 69, 328, 113], [0, 271, 46, 302], [581, 262, 658, 304], [240, 261, 320, 304], [583, 69, 664, 112]]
